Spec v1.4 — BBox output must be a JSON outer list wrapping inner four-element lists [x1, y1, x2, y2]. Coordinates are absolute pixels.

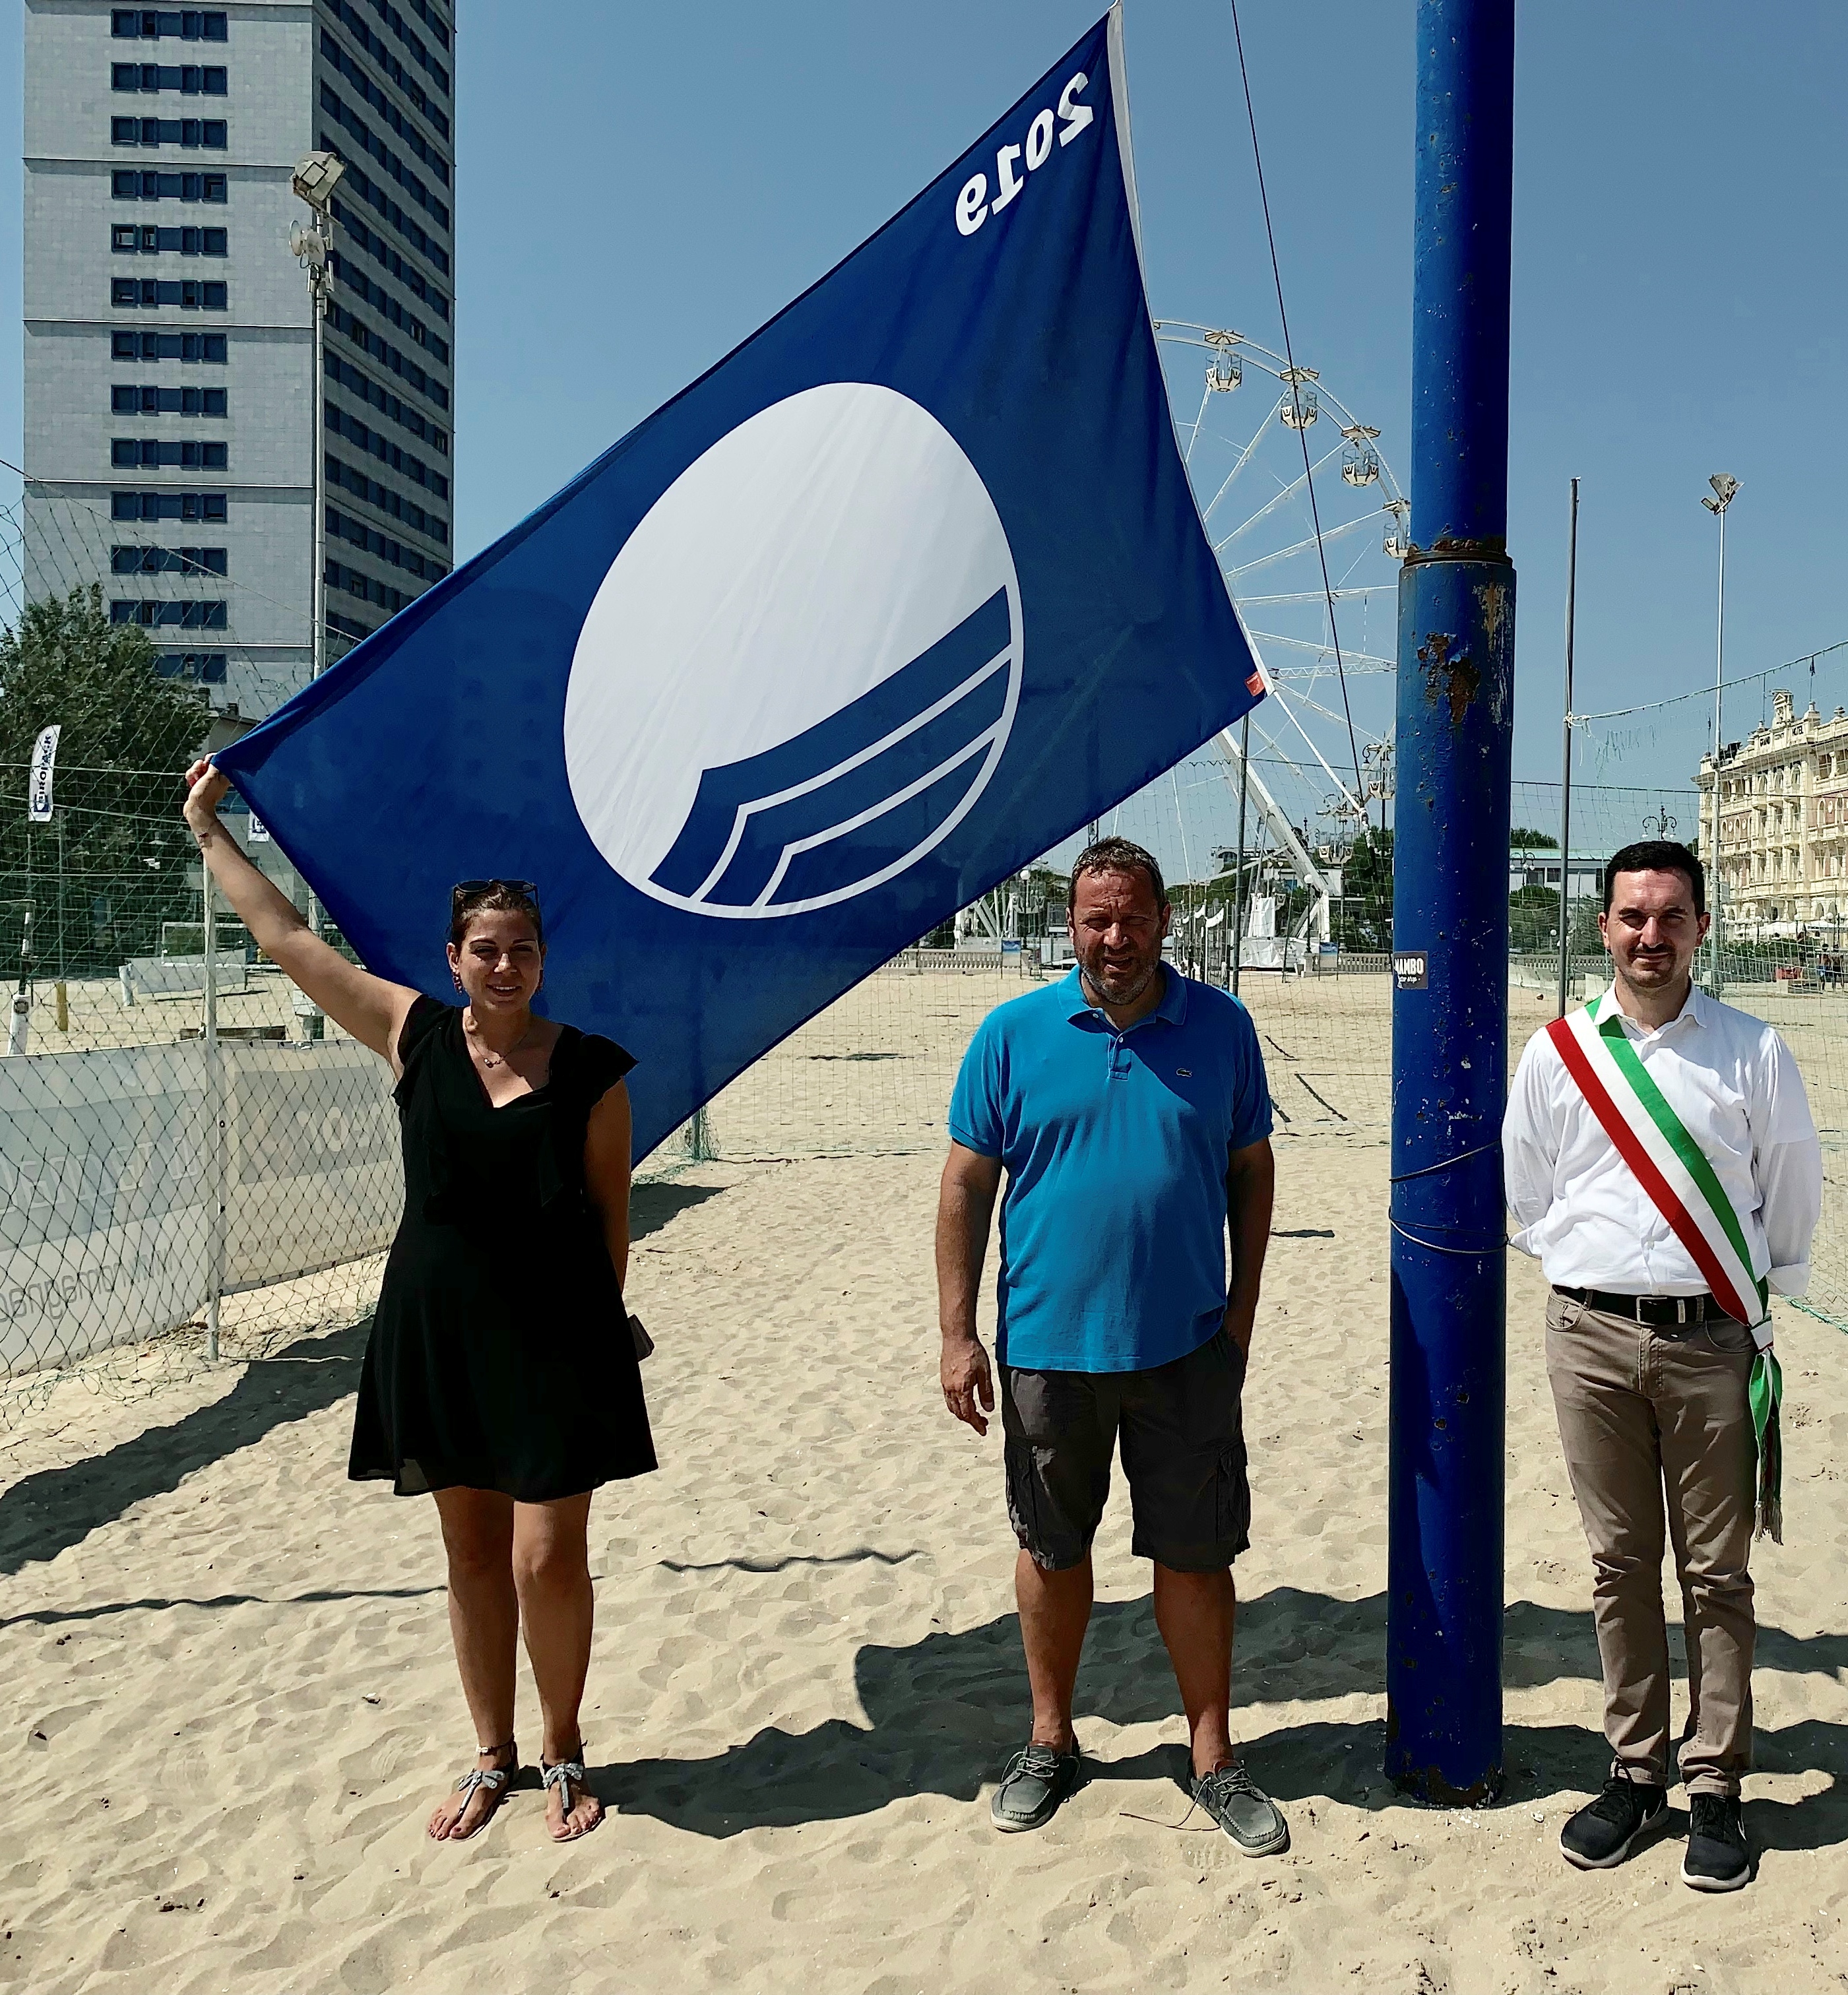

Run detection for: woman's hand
[[183, 757, 231, 837]]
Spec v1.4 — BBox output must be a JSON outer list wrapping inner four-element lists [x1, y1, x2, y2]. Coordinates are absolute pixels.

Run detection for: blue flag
[[218, 7, 1265, 1160]]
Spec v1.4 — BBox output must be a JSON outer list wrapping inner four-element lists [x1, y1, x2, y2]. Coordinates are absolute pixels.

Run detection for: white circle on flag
[[563, 381, 1022, 918]]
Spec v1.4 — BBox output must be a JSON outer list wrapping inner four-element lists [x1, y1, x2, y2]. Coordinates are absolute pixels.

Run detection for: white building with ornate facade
[[1697, 688, 1848, 939]]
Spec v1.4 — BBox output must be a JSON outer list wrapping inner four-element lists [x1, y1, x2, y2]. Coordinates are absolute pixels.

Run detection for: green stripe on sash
[[1593, 999, 1769, 1317]]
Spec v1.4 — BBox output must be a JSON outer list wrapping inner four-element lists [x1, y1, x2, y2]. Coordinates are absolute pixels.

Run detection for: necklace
[[468, 1015, 536, 1069]]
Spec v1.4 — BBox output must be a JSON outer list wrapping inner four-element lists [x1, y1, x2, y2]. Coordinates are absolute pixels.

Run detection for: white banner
[[0, 1045, 213, 1375], [27, 724, 60, 823], [1, 1038, 404, 1379], [221, 1040, 402, 1293]]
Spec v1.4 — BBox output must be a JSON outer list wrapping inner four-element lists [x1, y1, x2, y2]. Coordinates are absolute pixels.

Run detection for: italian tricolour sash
[[1545, 993, 1783, 1542]]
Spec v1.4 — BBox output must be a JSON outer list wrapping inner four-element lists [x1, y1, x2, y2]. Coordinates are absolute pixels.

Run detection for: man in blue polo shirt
[[936, 836, 1285, 1854]]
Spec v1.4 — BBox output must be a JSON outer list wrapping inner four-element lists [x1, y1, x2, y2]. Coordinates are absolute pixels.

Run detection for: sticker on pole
[[26, 724, 60, 824], [1394, 950, 1429, 991]]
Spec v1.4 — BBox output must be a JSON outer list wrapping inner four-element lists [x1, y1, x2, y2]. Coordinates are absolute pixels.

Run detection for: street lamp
[[289, 152, 343, 1040], [1700, 472, 1739, 990]]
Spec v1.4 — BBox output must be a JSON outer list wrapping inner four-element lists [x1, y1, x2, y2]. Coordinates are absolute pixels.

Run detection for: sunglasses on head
[[451, 878, 540, 909]]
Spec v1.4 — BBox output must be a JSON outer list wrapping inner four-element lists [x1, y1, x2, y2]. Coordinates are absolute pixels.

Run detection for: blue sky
[[4, 0, 1843, 797]]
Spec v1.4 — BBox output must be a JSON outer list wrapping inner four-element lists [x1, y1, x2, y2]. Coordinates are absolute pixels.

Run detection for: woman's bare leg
[[428, 1486, 519, 1839], [512, 1492, 602, 1840]]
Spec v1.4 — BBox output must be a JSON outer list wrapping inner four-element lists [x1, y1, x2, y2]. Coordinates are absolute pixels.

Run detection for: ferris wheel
[[1153, 321, 1405, 836]]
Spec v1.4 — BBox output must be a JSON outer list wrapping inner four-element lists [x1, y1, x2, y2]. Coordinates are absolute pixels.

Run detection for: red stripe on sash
[[1544, 1015, 1756, 1325]]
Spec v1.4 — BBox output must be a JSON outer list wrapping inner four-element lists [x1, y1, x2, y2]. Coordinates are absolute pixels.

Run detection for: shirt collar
[[1062, 962, 1188, 1029], [1602, 977, 1706, 1036]]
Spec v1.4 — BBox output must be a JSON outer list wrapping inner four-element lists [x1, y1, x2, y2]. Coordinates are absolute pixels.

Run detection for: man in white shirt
[[1504, 840, 1820, 1894]]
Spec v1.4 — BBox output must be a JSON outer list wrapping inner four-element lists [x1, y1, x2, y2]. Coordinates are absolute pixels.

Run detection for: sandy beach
[[5, 1114, 1846, 1995]]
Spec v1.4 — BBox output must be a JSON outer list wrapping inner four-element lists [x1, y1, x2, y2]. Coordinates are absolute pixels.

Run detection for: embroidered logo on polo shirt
[[1176, 1067, 1192, 1077]]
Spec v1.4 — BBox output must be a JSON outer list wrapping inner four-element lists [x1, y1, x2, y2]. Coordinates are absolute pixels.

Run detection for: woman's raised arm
[[183, 759, 421, 1065]]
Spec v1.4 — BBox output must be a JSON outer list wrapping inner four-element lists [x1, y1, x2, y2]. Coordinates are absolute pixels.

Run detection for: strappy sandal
[[540, 1743, 598, 1840], [432, 1737, 517, 1841]]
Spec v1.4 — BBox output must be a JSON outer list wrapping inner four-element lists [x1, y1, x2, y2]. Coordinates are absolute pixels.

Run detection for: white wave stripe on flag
[[1557, 997, 1770, 1339]]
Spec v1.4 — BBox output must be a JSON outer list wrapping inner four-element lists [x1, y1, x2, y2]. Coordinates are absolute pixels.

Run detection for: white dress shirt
[[1502, 983, 1822, 1296]]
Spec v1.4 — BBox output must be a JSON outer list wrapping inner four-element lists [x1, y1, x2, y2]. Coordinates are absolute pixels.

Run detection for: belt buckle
[[1675, 1296, 1690, 1326]]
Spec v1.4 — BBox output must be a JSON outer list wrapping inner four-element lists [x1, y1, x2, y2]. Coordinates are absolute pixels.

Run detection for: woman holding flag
[[182, 759, 655, 1846], [1503, 839, 1820, 1894]]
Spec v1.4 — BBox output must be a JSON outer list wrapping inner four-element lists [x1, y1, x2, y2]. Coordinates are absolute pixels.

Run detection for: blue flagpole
[[1386, 0, 1516, 1805]]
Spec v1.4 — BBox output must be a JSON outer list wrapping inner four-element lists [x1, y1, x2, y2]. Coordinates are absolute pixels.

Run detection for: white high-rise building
[[22, 0, 456, 722]]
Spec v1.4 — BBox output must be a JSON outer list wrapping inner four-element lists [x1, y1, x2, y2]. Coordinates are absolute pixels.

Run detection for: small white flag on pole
[[27, 724, 60, 823]]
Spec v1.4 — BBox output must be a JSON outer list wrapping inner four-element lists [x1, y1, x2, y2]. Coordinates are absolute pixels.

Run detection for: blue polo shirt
[[947, 966, 1273, 1375]]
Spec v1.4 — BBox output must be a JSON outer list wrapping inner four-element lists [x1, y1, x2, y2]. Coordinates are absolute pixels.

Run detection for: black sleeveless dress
[[348, 996, 658, 1501]]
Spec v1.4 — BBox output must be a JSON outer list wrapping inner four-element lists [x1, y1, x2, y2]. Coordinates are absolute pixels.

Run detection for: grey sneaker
[[1192, 1759, 1290, 1856], [990, 1740, 1083, 1833]]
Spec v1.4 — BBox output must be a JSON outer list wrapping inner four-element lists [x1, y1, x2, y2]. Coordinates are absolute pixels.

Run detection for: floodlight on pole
[[292, 150, 345, 212], [1702, 473, 1739, 990]]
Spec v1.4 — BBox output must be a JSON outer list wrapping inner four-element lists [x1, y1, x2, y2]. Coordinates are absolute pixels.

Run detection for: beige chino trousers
[[1544, 1289, 1758, 1798]]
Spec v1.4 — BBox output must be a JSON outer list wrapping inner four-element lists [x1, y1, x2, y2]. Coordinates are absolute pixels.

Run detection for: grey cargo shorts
[[1000, 1326, 1252, 1573]]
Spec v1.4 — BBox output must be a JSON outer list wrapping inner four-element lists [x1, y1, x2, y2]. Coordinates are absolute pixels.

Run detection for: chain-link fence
[[3, 591, 1841, 1426]]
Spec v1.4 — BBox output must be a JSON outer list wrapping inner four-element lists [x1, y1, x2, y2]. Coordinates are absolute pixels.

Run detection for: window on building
[[112, 331, 226, 362], [111, 598, 228, 629], [326, 150, 449, 272], [326, 609, 377, 643], [112, 277, 227, 308], [112, 384, 228, 416], [328, 304, 447, 409], [112, 490, 227, 521], [319, 90, 449, 228], [325, 505, 447, 581], [111, 545, 228, 575], [112, 117, 227, 147], [325, 452, 447, 542], [319, 32, 451, 179], [111, 438, 228, 468], [324, 400, 447, 495], [113, 169, 226, 201], [324, 354, 447, 452], [112, 11, 228, 39], [111, 224, 228, 255], [326, 560, 408, 616], [324, 0, 448, 99], [152, 650, 230, 682], [321, 5, 449, 127], [329, 201, 449, 317], [112, 64, 227, 94], [327, 255, 448, 363]]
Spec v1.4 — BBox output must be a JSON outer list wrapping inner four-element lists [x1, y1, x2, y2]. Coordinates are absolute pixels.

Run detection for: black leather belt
[[1552, 1284, 1733, 1327]]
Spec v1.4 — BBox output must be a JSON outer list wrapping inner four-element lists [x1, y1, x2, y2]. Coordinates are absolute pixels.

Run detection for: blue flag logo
[[563, 383, 1022, 919], [218, 9, 1265, 1159]]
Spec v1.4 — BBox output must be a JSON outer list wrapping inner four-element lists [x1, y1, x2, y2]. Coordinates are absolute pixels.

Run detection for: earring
[[453, 970, 464, 992]]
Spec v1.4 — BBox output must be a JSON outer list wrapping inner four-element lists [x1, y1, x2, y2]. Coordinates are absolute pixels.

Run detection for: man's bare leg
[[1017, 1548, 1093, 1750], [1153, 1563, 1236, 1777]]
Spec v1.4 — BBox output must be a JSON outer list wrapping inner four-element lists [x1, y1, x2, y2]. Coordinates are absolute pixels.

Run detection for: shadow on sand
[[593, 1586, 1848, 1852], [0, 1177, 730, 1577]]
